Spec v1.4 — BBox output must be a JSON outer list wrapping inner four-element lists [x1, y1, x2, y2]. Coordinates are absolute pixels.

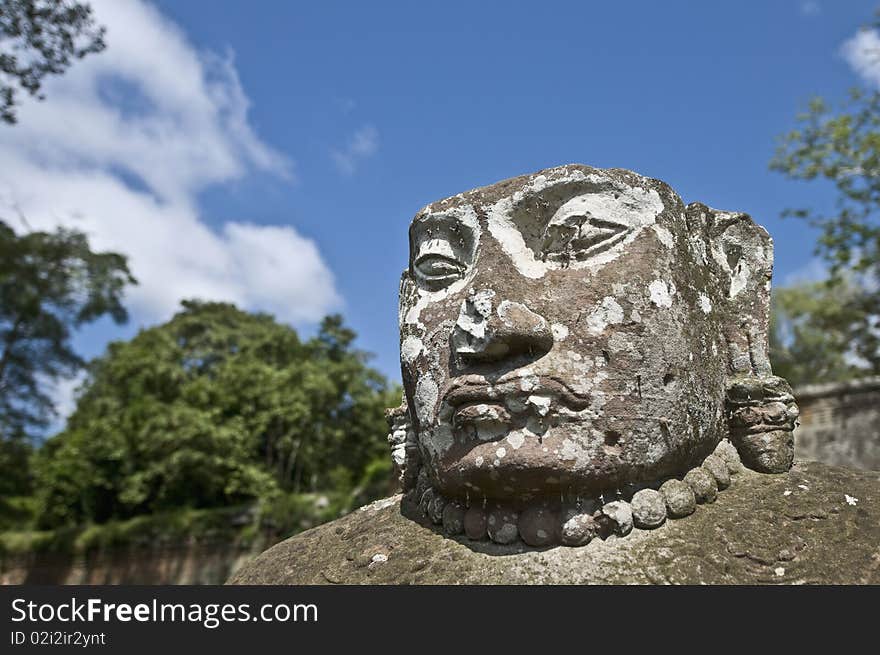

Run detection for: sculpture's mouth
[[442, 374, 590, 429]]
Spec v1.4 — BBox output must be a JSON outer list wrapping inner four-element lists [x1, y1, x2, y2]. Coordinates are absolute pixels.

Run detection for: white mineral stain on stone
[[652, 224, 674, 248], [507, 431, 525, 450], [774, 567, 785, 577], [690, 235, 708, 265], [527, 395, 552, 416], [585, 297, 624, 334], [559, 438, 590, 466], [486, 174, 665, 279], [648, 279, 675, 308], [454, 291, 494, 347], [646, 438, 666, 464], [427, 425, 454, 460], [401, 336, 424, 365], [729, 261, 750, 298], [783, 490, 792, 496], [496, 447, 507, 459], [414, 376, 438, 425], [361, 496, 399, 512], [519, 375, 539, 392], [475, 456, 484, 467], [405, 280, 467, 330], [486, 197, 546, 279], [698, 293, 712, 314], [551, 323, 569, 341], [845, 494, 859, 506]]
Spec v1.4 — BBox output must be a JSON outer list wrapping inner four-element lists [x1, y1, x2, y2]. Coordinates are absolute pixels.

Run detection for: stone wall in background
[[0, 541, 261, 585], [794, 377, 880, 471]]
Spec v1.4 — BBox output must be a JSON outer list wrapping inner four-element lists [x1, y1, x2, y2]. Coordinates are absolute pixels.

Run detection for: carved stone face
[[398, 164, 792, 507]]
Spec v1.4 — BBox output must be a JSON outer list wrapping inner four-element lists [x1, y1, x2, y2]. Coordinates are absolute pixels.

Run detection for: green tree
[[34, 301, 398, 527], [0, 219, 135, 446], [1, 0, 106, 124], [770, 28, 880, 379], [770, 279, 867, 388]]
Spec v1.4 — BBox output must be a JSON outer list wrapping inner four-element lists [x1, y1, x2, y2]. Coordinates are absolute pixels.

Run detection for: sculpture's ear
[[687, 203, 798, 473], [385, 400, 421, 492], [688, 202, 774, 377]]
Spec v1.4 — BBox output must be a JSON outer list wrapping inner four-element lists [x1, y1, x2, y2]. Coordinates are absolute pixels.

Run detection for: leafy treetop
[[1, 0, 106, 124]]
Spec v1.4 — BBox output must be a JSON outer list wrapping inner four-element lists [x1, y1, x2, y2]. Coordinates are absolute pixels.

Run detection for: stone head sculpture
[[388, 164, 799, 547]]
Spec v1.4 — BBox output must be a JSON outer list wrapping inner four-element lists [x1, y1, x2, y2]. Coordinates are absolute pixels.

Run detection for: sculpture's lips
[[442, 374, 590, 412]]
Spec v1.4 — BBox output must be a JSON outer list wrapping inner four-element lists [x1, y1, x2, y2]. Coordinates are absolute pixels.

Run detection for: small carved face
[[399, 165, 733, 503]]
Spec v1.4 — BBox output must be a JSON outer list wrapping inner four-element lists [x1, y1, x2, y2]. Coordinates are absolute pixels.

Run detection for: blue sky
[[1, 0, 878, 424]]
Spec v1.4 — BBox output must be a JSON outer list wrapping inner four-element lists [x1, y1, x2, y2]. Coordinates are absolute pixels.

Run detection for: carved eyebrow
[[512, 179, 623, 217]]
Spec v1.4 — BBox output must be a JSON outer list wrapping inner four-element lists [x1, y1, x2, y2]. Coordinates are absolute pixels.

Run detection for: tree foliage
[[770, 72, 880, 380], [1, 0, 105, 124], [770, 279, 869, 388], [771, 90, 880, 281], [0, 219, 135, 445], [34, 301, 399, 527]]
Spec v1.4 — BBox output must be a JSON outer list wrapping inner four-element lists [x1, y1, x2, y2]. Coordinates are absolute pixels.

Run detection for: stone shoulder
[[228, 462, 880, 585]]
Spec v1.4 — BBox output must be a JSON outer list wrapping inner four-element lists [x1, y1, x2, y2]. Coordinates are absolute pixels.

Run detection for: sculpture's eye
[[409, 208, 478, 289], [540, 212, 628, 263], [414, 253, 465, 286]]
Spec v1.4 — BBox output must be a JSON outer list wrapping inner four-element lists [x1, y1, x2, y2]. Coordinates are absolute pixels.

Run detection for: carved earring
[[725, 375, 799, 473], [385, 400, 421, 492]]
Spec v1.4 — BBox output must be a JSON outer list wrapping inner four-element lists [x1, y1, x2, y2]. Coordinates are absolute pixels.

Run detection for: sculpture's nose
[[452, 289, 553, 365]]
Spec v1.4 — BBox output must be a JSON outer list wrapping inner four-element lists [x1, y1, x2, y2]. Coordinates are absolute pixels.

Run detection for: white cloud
[[841, 28, 880, 88], [0, 0, 341, 326], [331, 124, 379, 175]]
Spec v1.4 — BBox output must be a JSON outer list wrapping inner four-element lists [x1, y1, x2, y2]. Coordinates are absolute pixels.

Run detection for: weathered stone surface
[[559, 512, 597, 547], [727, 377, 797, 473], [229, 463, 880, 585], [660, 479, 696, 518], [442, 502, 465, 535], [702, 454, 731, 489], [684, 468, 718, 504], [517, 506, 558, 547], [631, 489, 667, 528], [418, 487, 434, 516], [394, 164, 799, 515], [600, 501, 633, 537], [463, 506, 487, 541], [714, 439, 743, 474], [427, 494, 446, 525], [486, 506, 518, 544]]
